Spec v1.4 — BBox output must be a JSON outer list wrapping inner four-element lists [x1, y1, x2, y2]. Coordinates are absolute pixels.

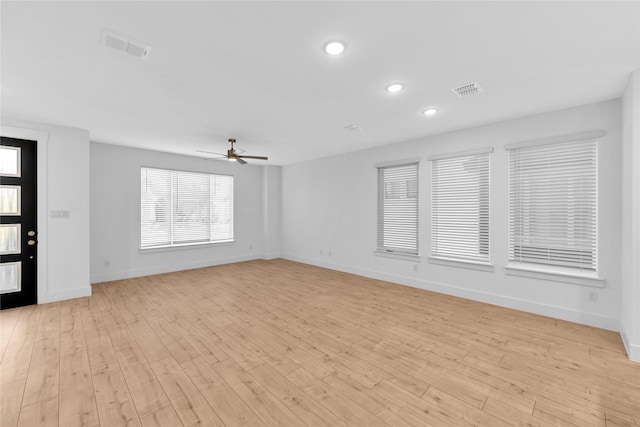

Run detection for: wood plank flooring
[[1, 259, 639, 426]]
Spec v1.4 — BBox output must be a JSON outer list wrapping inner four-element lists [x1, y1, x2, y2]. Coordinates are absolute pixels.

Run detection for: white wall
[[1, 118, 91, 303], [282, 99, 622, 331], [263, 165, 282, 259], [90, 142, 279, 283], [621, 70, 640, 361]]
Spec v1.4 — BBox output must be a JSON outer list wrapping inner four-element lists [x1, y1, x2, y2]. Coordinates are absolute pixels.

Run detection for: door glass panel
[[0, 185, 21, 215], [0, 146, 20, 177], [0, 262, 21, 294], [0, 224, 20, 254]]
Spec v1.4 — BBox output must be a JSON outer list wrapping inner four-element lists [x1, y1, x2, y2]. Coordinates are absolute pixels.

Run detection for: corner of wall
[[262, 165, 282, 259], [620, 69, 640, 361], [620, 324, 640, 363]]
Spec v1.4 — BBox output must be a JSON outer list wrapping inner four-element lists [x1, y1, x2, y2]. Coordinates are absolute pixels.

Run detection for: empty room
[[1, 1, 639, 426]]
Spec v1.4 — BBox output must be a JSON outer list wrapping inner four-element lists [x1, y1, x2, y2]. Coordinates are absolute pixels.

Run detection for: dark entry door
[[1, 137, 37, 309]]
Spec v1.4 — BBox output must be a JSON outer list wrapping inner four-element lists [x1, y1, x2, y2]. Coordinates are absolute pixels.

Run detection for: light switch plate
[[50, 210, 70, 219]]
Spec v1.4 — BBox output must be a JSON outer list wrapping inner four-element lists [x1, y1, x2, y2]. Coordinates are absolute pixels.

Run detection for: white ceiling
[[2, 1, 639, 165]]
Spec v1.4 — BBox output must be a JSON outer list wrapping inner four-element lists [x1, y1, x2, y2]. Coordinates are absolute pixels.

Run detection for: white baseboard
[[620, 328, 640, 363], [39, 286, 92, 304], [263, 252, 281, 260], [282, 253, 619, 332], [90, 254, 261, 284]]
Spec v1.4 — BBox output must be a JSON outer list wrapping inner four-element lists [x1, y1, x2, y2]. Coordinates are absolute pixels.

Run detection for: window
[[507, 135, 597, 274], [141, 167, 233, 249], [430, 148, 492, 264], [377, 162, 419, 256]]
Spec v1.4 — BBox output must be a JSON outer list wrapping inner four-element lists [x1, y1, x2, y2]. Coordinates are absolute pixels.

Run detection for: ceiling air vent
[[452, 82, 483, 98], [102, 30, 151, 60]]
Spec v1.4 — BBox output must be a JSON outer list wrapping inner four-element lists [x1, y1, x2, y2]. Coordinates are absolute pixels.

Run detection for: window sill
[[373, 250, 420, 262], [140, 240, 235, 254], [428, 257, 494, 272], [504, 263, 605, 288]]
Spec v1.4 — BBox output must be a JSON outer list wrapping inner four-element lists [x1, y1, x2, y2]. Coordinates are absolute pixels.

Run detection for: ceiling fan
[[197, 138, 268, 165]]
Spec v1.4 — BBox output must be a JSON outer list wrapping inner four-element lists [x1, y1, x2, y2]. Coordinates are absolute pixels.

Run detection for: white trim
[[504, 130, 604, 150], [428, 257, 494, 272], [374, 158, 421, 169], [0, 125, 50, 304], [39, 286, 91, 304], [620, 328, 640, 363], [504, 263, 605, 288], [139, 240, 235, 253], [91, 254, 260, 283], [373, 250, 420, 262], [427, 146, 494, 161], [282, 253, 618, 331]]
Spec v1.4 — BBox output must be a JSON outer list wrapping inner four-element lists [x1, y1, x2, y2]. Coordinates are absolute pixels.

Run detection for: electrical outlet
[[587, 291, 598, 302]]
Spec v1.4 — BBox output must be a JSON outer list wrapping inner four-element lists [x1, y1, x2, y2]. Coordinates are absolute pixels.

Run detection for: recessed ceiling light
[[386, 83, 404, 93], [324, 41, 346, 55], [423, 108, 438, 116]]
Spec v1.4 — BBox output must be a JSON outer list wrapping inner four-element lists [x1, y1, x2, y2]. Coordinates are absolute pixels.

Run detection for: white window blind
[[141, 167, 233, 249], [508, 138, 597, 272], [430, 149, 491, 263], [377, 163, 419, 255]]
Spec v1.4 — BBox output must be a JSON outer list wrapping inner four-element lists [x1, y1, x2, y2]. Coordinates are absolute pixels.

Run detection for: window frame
[[505, 130, 604, 286], [140, 166, 234, 251], [428, 147, 493, 269], [375, 160, 420, 259]]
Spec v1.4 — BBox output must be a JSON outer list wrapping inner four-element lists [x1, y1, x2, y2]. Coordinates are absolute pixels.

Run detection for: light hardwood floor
[[1, 259, 639, 426]]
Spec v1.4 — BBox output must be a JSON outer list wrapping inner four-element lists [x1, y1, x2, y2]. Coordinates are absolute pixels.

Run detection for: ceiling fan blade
[[236, 157, 248, 165], [196, 149, 227, 156], [237, 155, 268, 160]]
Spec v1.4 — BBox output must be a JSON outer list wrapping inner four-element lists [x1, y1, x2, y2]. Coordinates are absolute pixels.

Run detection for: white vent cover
[[452, 82, 484, 98], [102, 30, 151, 60]]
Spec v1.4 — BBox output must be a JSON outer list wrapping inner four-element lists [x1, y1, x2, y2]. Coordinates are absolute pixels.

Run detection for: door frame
[[1, 125, 48, 304]]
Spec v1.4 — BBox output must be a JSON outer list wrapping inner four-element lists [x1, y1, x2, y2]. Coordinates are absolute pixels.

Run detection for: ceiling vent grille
[[452, 82, 484, 98], [102, 30, 151, 60]]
